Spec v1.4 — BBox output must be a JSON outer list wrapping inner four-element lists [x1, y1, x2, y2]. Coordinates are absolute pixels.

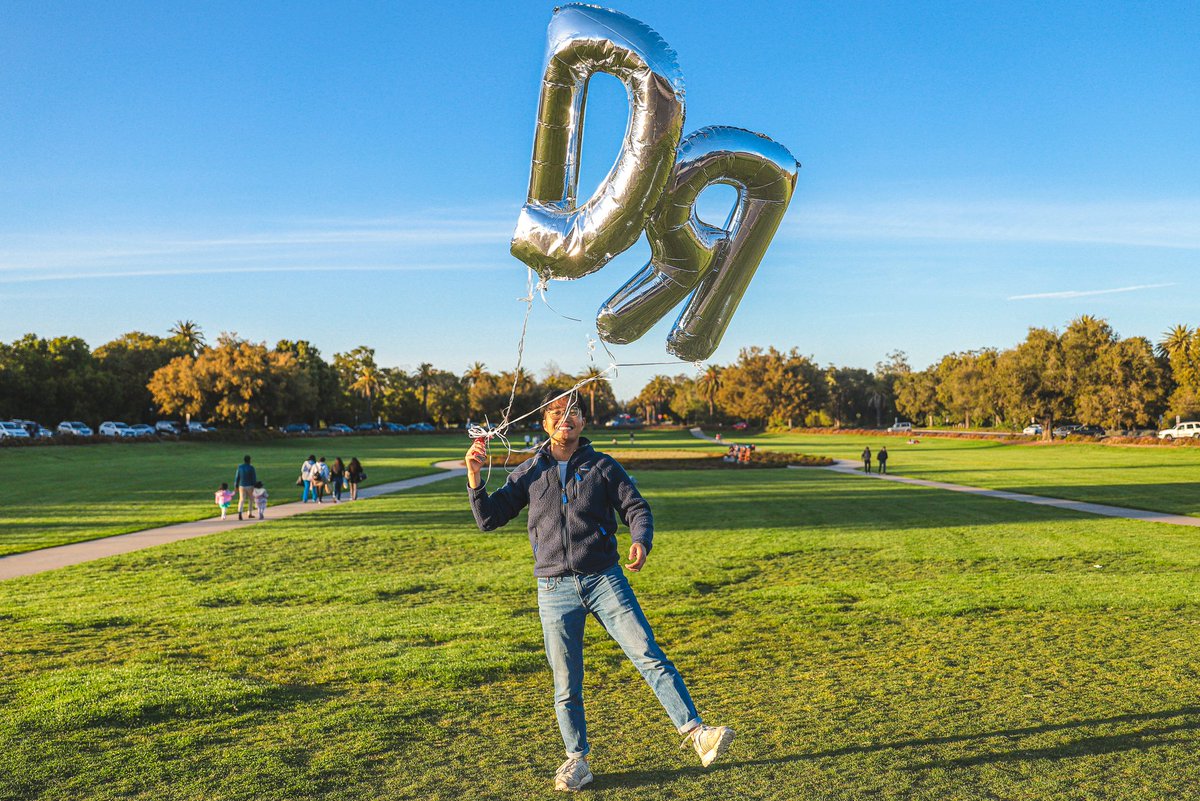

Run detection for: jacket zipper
[[556, 453, 572, 572]]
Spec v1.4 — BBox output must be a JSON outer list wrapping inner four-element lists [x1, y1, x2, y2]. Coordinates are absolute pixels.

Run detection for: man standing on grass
[[233, 455, 257, 520], [465, 391, 734, 792]]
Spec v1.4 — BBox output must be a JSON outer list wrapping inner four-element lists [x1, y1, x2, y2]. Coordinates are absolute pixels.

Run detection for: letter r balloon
[[511, 5, 799, 361]]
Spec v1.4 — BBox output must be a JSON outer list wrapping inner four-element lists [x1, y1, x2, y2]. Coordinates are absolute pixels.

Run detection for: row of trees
[[891, 316, 1186, 432], [0, 322, 623, 428], [2, 316, 1195, 432], [614, 317, 1200, 432]]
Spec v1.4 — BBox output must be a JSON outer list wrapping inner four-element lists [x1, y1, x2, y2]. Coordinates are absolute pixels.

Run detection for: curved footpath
[[689, 428, 1200, 529], [0, 461, 467, 582]]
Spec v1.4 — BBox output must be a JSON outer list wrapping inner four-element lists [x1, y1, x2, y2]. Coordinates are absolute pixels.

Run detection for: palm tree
[[696, 365, 722, 419], [350, 366, 382, 420], [169, 320, 206, 355], [416, 362, 435, 420], [463, 361, 488, 387], [1159, 324, 1192, 358], [579, 366, 607, 424], [645, 375, 672, 423]]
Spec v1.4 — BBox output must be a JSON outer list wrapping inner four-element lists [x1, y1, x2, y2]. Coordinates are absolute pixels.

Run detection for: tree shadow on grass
[[596, 706, 1200, 789]]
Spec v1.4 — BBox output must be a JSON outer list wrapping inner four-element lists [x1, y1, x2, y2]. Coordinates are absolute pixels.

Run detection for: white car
[[99, 421, 137, 438], [1022, 424, 1043, 435], [1157, 421, 1200, 440], [57, 420, 94, 437], [0, 421, 31, 439], [887, 422, 913, 433], [130, 423, 155, 437]]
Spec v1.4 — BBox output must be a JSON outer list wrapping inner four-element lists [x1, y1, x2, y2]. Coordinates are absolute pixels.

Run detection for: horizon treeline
[[1, 316, 1197, 431]]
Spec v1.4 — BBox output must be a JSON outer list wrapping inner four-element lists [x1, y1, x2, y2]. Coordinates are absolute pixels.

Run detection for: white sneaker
[[553, 756, 593, 792], [683, 724, 735, 767]]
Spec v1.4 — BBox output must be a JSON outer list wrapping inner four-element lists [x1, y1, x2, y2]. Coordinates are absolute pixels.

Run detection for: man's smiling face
[[543, 396, 584, 446]]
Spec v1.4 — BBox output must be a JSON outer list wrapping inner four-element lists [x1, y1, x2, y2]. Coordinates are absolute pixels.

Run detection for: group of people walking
[[861, 445, 889, 474], [214, 453, 368, 520], [299, 455, 366, 503]]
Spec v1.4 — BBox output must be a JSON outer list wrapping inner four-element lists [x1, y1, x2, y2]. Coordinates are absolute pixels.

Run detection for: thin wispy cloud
[[787, 199, 1200, 250], [1008, 283, 1175, 301], [0, 214, 517, 282]]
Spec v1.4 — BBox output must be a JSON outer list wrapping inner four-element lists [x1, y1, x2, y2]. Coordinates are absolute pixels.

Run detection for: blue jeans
[[537, 565, 700, 758], [301, 480, 312, 502]]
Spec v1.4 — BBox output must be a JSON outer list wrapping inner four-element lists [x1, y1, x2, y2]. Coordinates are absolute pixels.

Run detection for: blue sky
[[2, 1, 1198, 399]]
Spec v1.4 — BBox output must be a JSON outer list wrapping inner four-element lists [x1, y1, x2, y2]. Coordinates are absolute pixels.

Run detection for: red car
[[732, 421, 749, 431]]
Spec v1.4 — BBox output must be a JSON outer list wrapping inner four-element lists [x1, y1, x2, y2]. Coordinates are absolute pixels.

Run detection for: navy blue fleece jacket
[[468, 438, 653, 577]]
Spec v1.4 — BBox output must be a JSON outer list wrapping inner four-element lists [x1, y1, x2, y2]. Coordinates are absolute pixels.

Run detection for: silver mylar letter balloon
[[510, 4, 686, 280], [596, 126, 799, 361]]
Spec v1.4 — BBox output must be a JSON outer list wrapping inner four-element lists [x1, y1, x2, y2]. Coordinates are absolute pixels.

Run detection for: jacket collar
[[537, 437, 593, 465]]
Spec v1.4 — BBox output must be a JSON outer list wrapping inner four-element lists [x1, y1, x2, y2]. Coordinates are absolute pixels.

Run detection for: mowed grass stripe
[[733, 430, 1200, 517], [1, 468, 1197, 799], [0, 434, 472, 556]]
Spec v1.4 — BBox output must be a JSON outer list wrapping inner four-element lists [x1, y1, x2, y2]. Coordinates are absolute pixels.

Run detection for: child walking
[[253, 481, 269, 519], [215, 483, 234, 520]]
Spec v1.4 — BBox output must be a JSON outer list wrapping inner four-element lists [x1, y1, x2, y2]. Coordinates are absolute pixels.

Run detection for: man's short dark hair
[[541, 389, 580, 415], [243, 455, 252, 463]]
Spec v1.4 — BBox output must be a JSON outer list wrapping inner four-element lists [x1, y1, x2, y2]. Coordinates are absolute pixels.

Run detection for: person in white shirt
[[253, 482, 269, 519], [300, 455, 317, 502]]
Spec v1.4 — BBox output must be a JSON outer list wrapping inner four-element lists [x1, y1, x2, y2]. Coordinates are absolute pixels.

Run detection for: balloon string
[[467, 266, 690, 484]]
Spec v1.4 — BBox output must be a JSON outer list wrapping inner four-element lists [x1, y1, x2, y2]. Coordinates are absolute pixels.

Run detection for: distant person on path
[[877, 446, 888, 474], [299, 455, 317, 502], [862, 446, 872, 473], [345, 457, 365, 501], [234, 455, 257, 520], [312, 457, 330, 503], [253, 481, 269, 519], [330, 457, 346, 503], [215, 483, 233, 520], [465, 391, 735, 793]]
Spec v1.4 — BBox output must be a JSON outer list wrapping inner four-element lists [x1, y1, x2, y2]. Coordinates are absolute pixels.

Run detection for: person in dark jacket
[[466, 391, 734, 792], [233, 455, 257, 520], [878, 446, 888, 474], [861, 445, 872, 473]]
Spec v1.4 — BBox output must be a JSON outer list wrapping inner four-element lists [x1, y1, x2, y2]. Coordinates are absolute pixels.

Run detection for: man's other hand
[[625, 542, 647, 572]]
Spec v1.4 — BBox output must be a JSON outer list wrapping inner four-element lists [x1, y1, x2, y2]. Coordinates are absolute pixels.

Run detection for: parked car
[[732, 421, 749, 431], [604, 414, 643, 429], [355, 422, 379, 432], [57, 420, 94, 437], [327, 423, 354, 434], [187, 421, 216, 433], [99, 421, 137, 438], [0, 421, 31, 439], [1074, 425, 1105, 437], [283, 423, 311, 434], [887, 421, 913, 434], [408, 422, 436, 432], [155, 420, 183, 435], [130, 423, 155, 437], [1051, 424, 1081, 438], [12, 419, 39, 436], [382, 422, 408, 432], [1022, 424, 1043, 436], [1157, 421, 1200, 440]]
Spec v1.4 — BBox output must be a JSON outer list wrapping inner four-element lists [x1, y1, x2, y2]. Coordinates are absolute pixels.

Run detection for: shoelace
[[679, 726, 704, 750]]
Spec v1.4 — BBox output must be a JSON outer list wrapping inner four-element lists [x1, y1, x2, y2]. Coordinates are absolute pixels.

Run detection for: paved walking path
[[688, 428, 1200, 529], [0, 461, 467, 582]]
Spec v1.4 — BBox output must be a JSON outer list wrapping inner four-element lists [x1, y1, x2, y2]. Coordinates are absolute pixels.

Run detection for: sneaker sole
[[700, 729, 736, 767], [554, 771, 593, 792]]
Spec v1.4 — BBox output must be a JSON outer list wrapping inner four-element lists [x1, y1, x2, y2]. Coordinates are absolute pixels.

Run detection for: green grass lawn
[[0, 434, 474, 556], [1, 466, 1197, 799], [715, 429, 1200, 517]]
